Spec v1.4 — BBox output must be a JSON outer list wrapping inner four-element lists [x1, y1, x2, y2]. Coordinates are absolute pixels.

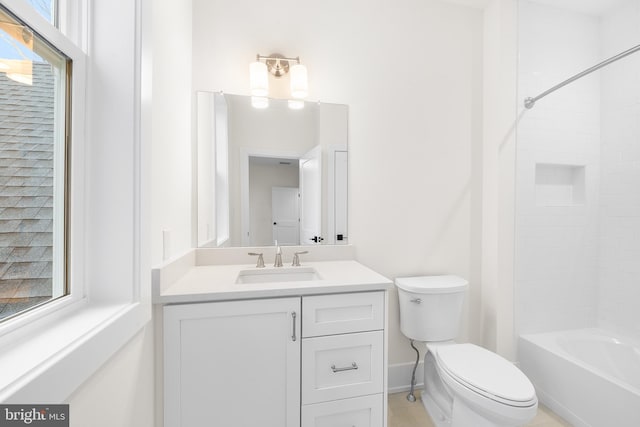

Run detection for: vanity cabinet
[[163, 291, 386, 427], [164, 297, 301, 427]]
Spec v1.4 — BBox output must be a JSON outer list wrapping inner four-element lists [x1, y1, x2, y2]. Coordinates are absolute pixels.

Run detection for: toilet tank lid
[[395, 275, 468, 294]]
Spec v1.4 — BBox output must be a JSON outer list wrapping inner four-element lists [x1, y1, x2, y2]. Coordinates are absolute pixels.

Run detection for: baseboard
[[388, 361, 425, 394]]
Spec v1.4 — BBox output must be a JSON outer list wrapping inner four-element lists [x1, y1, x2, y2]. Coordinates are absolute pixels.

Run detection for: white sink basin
[[235, 267, 321, 284]]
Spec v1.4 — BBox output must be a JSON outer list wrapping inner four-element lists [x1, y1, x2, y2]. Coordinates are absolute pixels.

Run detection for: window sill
[[0, 300, 150, 402]]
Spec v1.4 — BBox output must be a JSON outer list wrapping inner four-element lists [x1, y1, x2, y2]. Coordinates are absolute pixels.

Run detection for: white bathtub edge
[[519, 329, 640, 427]]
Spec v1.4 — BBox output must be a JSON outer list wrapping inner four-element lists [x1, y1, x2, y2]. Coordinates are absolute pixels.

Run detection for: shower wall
[[598, 2, 640, 339], [516, 0, 601, 334], [516, 0, 640, 341]]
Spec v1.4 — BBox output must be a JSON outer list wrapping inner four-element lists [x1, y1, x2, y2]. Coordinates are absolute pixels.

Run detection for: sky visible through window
[[27, 0, 53, 24], [0, 0, 55, 63], [0, 32, 41, 62]]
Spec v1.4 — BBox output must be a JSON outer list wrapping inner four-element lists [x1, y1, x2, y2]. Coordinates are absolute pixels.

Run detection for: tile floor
[[388, 390, 571, 427]]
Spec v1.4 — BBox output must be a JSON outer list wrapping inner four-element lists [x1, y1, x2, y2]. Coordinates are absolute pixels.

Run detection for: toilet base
[[450, 399, 521, 427], [422, 391, 526, 427], [421, 391, 451, 427]]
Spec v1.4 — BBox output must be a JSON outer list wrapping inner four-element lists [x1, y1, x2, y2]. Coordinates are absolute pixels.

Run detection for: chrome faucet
[[274, 241, 283, 267], [248, 252, 265, 268], [292, 251, 308, 267]]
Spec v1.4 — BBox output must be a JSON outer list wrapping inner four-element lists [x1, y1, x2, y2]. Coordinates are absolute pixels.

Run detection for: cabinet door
[[164, 298, 301, 427]]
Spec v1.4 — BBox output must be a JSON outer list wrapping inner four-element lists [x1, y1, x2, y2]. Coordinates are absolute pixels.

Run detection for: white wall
[[191, 0, 484, 365], [515, 1, 601, 335], [67, 328, 154, 427], [598, 0, 640, 340], [196, 93, 215, 246], [150, 0, 194, 264], [481, 0, 518, 359]]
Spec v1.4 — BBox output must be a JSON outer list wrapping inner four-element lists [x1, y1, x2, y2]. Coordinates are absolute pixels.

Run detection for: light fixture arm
[[250, 52, 309, 103], [255, 53, 301, 77], [256, 54, 300, 64]]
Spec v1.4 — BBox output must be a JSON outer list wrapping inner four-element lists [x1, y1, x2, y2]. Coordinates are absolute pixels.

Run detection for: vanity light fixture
[[250, 53, 308, 109], [249, 60, 268, 97], [289, 62, 308, 98]]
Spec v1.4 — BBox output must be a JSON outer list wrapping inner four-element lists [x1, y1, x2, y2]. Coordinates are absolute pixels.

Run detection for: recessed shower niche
[[535, 163, 586, 207]]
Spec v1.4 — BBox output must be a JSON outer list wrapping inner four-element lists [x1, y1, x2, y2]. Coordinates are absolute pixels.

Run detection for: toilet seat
[[430, 343, 537, 407]]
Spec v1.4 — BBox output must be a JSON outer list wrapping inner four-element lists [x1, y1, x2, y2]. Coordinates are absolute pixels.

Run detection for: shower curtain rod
[[524, 43, 640, 109]]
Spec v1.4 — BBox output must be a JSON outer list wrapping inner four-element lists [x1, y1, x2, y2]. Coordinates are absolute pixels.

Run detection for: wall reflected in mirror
[[197, 92, 348, 248]]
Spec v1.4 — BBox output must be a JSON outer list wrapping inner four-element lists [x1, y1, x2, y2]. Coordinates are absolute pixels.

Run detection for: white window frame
[[0, 0, 151, 403], [0, 0, 84, 337]]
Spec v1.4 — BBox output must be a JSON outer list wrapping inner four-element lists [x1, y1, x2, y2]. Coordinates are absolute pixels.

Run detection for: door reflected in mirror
[[197, 92, 348, 248]]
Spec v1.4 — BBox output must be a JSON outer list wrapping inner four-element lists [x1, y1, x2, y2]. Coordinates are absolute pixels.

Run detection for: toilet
[[396, 275, 538, 427]]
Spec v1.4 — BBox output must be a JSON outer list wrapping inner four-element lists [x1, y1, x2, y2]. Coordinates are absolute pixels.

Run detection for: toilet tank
[[395, 275, 468, 342]]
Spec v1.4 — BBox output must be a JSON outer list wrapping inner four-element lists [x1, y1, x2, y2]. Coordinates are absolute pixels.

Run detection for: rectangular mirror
[[197, 92, 348, 247]]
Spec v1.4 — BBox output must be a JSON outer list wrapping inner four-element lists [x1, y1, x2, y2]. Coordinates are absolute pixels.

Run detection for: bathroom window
[[25, 0, 57, 25], [0, 4, 71, 322]]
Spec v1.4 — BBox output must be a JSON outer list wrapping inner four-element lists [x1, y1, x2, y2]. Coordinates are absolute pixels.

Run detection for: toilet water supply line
[[407, 339, 420, 402]]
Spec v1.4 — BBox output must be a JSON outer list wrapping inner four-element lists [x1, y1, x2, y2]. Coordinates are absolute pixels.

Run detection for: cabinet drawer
[[302, 331, 383, 404], [302, 394, 384, 427], [302, 291, 384, 337]]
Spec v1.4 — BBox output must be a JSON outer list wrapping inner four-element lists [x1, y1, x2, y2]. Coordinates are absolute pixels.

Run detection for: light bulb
[[249, 61, 268, 97], [290, 63, 308, 99]]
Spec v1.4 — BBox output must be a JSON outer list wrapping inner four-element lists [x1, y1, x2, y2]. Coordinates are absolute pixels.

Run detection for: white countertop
[[154, 260, 393, 304]]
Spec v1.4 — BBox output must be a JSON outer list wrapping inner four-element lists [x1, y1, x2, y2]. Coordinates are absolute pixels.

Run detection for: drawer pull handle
[[331, 362, 358, 373]]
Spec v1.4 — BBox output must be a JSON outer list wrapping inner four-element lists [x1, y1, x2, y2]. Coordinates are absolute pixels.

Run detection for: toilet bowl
[[425, 342, 537, 427], [396, 276, 538, 427]]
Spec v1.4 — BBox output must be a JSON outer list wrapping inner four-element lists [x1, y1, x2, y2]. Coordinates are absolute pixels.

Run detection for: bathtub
[[519, 328, 640, 427]]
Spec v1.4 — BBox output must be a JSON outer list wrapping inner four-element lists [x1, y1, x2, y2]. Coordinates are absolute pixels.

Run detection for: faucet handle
[[292, 251, 309, 267], [248, 252, 265, 268]]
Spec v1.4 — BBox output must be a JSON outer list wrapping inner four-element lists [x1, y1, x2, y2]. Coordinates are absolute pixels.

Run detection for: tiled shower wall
[[515, 1, 601, 334], [516, 0, 640, 340], [598, 1, 640, 340]]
